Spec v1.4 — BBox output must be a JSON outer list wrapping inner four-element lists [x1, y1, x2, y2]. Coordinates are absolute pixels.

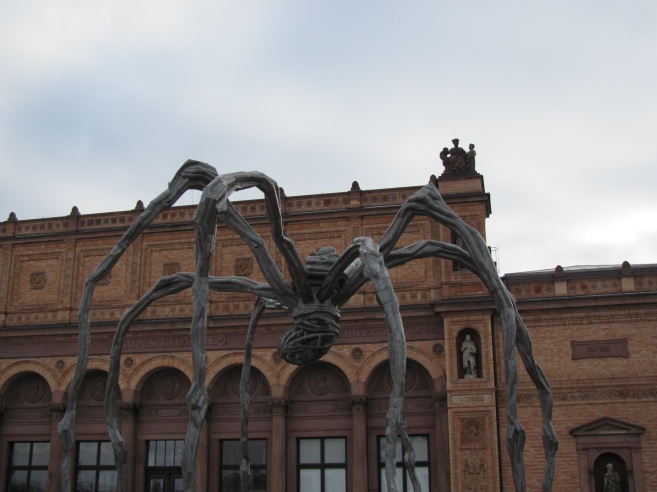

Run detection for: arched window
[[287, 362, 351, 492], [366, 360, 441, 492], [138, 368, 190, 492], [210, 365, 272, 492], [1, 373, 52, 492]]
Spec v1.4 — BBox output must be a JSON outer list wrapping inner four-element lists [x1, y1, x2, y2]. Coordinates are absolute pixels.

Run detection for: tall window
[[146, 440, 184, 492], [76, 441, 117, 492], [6, 442, 50, 492], [297, 437, 346, 492], [220, 439, 267, 492], [378, 435, 430, 492]]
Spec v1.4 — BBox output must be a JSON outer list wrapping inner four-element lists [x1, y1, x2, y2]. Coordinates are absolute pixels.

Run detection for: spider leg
[[58, 160, 218, 491], [355, 236, 421, 492], [381, 183, 555, 491], [239, 297, 269, 492]]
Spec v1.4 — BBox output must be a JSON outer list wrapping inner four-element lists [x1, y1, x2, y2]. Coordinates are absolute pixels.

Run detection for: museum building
[[0, 161, 655, 492]]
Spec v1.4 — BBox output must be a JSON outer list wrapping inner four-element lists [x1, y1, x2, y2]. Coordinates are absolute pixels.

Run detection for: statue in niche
[[461, 334, 478, 378], [440, 138, 477, 174], [603, 463, 621, 492]]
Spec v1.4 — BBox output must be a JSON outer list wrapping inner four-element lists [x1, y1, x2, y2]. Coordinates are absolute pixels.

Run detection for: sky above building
[[1, 1, 656, 274]]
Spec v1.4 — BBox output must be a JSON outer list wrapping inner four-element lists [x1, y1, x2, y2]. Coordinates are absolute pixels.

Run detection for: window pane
[[299, 468, 321, 490], [29, 469, 48, 492], [415, 466, 430, 491], [174, 440, 184, 467], [221, 470, 240, 490], [78, 442, 99, 466], [149, 477, 164, 492], [323, 438, 345, 463], [173, 477, 184, 492], [99, 442, 115, 466], [9, 469, 28, 489], [249, 440, 267, 466], [11, 443, 31, 466], [32, 442, 51, 467], [98, 470, 117, 492], [299, 439, 321, 464], [165, 441, 174, 466], [409, 436, 428, 461], [222, 441, 241, 466], [156, 441, 166, 466], [76, 470, 96, 492], [324, 468, 346, 492], [148, 442, 156, 467], [252, 468, 267, 492]]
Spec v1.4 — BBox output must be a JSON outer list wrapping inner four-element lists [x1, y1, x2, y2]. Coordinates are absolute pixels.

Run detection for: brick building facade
[[0, 168, 655, 491]]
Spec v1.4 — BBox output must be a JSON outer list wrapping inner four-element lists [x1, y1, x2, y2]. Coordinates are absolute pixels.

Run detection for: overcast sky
[[1, 1, 655, 274]]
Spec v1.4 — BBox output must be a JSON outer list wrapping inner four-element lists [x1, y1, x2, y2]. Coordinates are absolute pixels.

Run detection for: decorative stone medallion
[[234, 256, 253, 277], [162, 262, 182, 276], [29, 271, 47, 290], [351, 347, 364, 361]]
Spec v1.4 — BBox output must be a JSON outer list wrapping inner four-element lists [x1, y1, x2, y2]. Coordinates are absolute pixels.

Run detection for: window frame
[[296, 436, 347, 492], [6, 441, 51, 492], [75, 440, 117, 492], [219, 438, 267, 492], [377, 434, 430, 492]]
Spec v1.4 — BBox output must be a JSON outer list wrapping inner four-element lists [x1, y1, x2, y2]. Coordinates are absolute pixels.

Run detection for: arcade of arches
[[0, 356, 451, 492]]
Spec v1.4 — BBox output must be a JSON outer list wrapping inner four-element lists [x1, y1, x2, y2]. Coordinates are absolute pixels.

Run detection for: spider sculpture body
[[58, 160, 557, 492]]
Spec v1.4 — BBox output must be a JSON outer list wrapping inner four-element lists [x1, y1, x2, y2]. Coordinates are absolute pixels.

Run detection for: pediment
[[570, 417, 645, 437]]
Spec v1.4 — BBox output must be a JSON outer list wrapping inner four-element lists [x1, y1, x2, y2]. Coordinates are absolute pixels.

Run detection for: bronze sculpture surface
[[58, 150, 557, 492]]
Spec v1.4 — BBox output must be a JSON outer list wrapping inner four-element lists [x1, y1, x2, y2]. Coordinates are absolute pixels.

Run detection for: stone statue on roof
[[440, 138, 477, 175]]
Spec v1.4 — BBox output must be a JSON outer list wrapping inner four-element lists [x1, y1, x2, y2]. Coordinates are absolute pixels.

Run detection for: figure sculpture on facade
[[441, 138, 477, 174], [604, 463, 622, 492], [58, 150, 557, 492], [461, 334, 478, 378]]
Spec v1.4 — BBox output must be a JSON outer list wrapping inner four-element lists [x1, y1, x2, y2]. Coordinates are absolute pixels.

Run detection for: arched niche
[[456, 328, 482, 379], [366, 359, 434, 415], [594, 452, 628, 492], [138, 368, 191, 432], [287, 362, 351, 419], [2, 372, 52, 424], [210, 365, 272, 428], [73, 370, 118, 442]]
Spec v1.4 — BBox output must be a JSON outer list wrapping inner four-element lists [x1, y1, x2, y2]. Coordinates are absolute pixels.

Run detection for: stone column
[[350, 397, 368, 491], [120, 403, 139, 492], [433, 394, 450, 492], [270, 399, 287, 492], [47, 405, 65, 492]]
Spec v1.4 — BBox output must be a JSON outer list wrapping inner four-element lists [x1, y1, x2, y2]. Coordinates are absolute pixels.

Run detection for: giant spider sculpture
[[58, 160, 557, 492]]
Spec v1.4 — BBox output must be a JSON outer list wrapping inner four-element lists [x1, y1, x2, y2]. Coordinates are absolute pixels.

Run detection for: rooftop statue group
[[440, 138, 476, 174]]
